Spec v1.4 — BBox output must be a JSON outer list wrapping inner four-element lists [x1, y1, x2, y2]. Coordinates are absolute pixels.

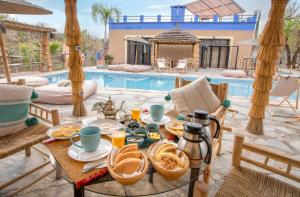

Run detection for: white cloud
[[147, 5, 166, 9]]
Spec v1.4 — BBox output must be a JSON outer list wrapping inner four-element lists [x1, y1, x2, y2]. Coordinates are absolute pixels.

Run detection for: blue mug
[[150, 104, 164, 122], [70, 126, 101, 152]]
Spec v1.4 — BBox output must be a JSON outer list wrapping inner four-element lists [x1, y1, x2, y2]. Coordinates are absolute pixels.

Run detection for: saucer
[[88, 119, 124, 135], [68, 139, 112, 162], [141, 114, 171, 126]]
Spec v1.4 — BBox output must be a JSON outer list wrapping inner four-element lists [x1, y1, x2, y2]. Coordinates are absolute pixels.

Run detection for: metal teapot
[[188, 110, 220, 139], [92, 96, 125, 120], [178, 122, 212, 168]]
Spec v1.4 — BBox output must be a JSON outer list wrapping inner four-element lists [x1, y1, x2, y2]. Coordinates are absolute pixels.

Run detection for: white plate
[[68, 139, 112, 162], [88, 119, 124, 135], [47, 122, 83, 140], [141, 114, 171, 126]]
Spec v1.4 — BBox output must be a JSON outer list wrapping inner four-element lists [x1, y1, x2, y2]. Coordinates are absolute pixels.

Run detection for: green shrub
[[19, 43, 30, 66], [89, 55, 97, 66], [104, 54, 114, 65], [49, 41, 61, 55]]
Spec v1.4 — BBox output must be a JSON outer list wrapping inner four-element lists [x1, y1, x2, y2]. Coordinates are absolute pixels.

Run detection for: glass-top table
[[62, 166, 200, 197]]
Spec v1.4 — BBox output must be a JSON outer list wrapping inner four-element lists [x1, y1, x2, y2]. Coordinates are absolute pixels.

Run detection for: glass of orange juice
[[111, 131, 126, 148], [131, 108, 141, 121]]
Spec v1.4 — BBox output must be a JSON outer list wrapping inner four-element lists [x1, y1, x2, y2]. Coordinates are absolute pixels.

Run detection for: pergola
[[150, 28, 200, 69], [0, 20, 56, 75]]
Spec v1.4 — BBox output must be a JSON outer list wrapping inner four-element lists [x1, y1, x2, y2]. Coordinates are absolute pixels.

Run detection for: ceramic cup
[[70, 126, 100, 152], [150, 104, 164, 122]]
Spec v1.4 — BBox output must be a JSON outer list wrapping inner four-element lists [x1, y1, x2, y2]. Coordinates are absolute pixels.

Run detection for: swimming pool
[[45, 71, 295, 99]]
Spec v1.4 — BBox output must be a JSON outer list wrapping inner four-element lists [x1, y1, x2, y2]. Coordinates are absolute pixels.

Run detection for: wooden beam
[[3, 20, 55, 33], [41, 32, 53, 72], [0, 32, 11, 82]]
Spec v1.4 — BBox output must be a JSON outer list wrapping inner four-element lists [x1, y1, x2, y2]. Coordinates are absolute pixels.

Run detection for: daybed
[[108, 64, 152, 73], [33, 80, 97, 104], [222, 70, 247, 78], [0, 76, 49, 86]]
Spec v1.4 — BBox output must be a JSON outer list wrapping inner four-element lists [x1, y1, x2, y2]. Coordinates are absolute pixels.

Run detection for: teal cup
[[150, 104, 164, 122], [70, 126, 101, 152]]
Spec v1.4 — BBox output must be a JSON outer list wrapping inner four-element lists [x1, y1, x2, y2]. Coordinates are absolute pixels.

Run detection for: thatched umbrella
[[0, 0, 52, 82], [247, 0, 288, 135], [64, 0, 86, 117]]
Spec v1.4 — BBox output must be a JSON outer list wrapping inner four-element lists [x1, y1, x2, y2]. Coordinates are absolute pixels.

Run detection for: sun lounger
[[156, 58, 168, 72], [0, 76, 49, 86], [33, 80, 97, 104], [173, 59, 188, 73], [268, 76, 300, 116], [194, 135, 300, 197]]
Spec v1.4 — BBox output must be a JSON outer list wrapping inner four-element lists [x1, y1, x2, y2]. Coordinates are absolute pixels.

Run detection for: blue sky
[[10, 0, 275, 38]]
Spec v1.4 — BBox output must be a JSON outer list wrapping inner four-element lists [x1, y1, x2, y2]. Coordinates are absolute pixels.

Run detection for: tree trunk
[[291, 47, 300, 69], [104, 23, 107, 41], [285, 38, 292, 69]]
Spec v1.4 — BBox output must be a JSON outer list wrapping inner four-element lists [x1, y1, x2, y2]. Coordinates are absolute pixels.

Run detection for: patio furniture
[[156, 58, 168, 72], [0, 79, 60, 196], [33, 80, 97, 105], [0, 76, 49, 87], [46, 128, 201, 197], [195, 135, 300, 196], [165, 77, 235, 195], [222, 70, 247, 78], [268, 76, 300, 117], [173, 59, 188, 73]]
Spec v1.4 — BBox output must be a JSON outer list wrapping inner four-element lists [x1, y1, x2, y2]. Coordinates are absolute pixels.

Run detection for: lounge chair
[[268, 76, 300, 116], [194, 135, 300, 197], [166, 77, 236, 186], [156, 58, 168, 72], [0, 79, 60, 196], [173, 59, 187, 73]]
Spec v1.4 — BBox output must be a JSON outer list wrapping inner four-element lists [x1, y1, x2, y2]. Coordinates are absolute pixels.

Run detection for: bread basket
[[106, 150, 149, 185], [148, 143, 189, 180]]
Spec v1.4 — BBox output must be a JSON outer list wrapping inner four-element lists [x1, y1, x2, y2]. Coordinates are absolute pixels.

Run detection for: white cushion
[[222, 70, 247, 78], [171, 78, 221, 115], [0, 85, 33, 137]]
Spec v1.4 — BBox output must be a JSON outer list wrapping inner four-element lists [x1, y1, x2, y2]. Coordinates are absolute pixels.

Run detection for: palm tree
[[91, 3, 121, 40]]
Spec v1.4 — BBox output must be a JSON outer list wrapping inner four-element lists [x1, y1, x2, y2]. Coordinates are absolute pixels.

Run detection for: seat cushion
[[170, 78, 221, 115], [222, 70, 247, 78], [0, 123, 49, 159], [124, 65, 152, 72], [216, 167, 300, 197], [0, 84, 33, 137]]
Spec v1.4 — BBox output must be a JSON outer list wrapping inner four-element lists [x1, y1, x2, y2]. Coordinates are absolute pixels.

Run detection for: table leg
[[73, 183, 85, 197], [148, 166, 154, 183], [188, 168, 200, 197]]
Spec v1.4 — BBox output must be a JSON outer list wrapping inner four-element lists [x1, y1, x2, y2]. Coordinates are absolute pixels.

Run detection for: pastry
[[117, 144, 138, 155], [113, 158, 142, 175], [155, 144, 173, 159], [160, 152, 185, 168], [114, 151, 141, 165]]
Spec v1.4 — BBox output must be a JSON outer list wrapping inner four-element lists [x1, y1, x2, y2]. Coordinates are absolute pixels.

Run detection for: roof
[[186, 0, 245, 18], [0, 0, 52, 15], [150, 28, 199, 44], [2, 20, 56, 33]]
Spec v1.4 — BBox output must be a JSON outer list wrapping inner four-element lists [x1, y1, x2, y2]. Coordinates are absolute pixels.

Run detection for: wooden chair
[[195, 135, 300, 196], [0, 79, 60, 196], [166, 77, 235, 185]]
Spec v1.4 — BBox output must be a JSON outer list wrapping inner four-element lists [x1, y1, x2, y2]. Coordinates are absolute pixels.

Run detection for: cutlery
[[82, 159, 106, 173]]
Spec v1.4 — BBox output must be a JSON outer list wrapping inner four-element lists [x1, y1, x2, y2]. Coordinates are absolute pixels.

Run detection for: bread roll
[[155, 144, 172, 159], [118, 144, 138, 155], [160, 152, 185, 168], [114, 151, 141, 165], [113, 158, 141, 175]]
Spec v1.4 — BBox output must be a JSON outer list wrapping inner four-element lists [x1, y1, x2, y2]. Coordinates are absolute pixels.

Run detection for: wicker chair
[[0, 79, 60, 196], [165, 77, 235, 185], [194, 135, 300, 197]]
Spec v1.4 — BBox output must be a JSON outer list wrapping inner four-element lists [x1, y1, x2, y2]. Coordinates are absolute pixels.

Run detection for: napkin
[[75, 167, 109, 188]]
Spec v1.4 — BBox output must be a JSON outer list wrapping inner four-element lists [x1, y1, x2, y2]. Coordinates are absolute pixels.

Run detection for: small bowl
[[127, 121, 140, 131], [147, 132, 162, 144], [132, 127, 149, 138], [145, 123, 159, 133], [127, 136, 144, 148]]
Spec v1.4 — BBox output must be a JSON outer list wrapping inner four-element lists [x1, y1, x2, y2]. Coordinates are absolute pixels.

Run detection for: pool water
[[45, 71, 295, 99]]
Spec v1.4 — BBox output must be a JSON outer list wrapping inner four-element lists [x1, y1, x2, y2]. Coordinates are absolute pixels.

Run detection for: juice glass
[[111, 131, 126, 148], [131, 108, 141, 121]]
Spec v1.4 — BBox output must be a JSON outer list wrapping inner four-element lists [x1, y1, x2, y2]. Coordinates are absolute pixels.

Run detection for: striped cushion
[[0, 85, 33, 137]]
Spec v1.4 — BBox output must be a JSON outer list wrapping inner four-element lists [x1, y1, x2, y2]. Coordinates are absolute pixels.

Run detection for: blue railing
[[109, 14, 257, 24]]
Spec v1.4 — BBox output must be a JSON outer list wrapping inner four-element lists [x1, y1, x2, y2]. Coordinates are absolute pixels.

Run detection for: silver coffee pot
[[188, 110, 220, 139], [178, 122, 212, 168]]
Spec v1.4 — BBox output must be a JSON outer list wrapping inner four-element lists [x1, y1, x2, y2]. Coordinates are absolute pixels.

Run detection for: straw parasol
[[64, 0, 86, 117], [0, 0, 52, 83], [247, 0, 288, 135]]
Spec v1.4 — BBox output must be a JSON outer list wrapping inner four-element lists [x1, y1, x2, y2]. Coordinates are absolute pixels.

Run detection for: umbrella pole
[[0, 32, 11, 83], [64, 0, 86, 117], [247, 0, 288, 135]]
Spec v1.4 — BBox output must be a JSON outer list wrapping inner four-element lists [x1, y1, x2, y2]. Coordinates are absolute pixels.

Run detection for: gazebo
[[150, 28, 200, 69]]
